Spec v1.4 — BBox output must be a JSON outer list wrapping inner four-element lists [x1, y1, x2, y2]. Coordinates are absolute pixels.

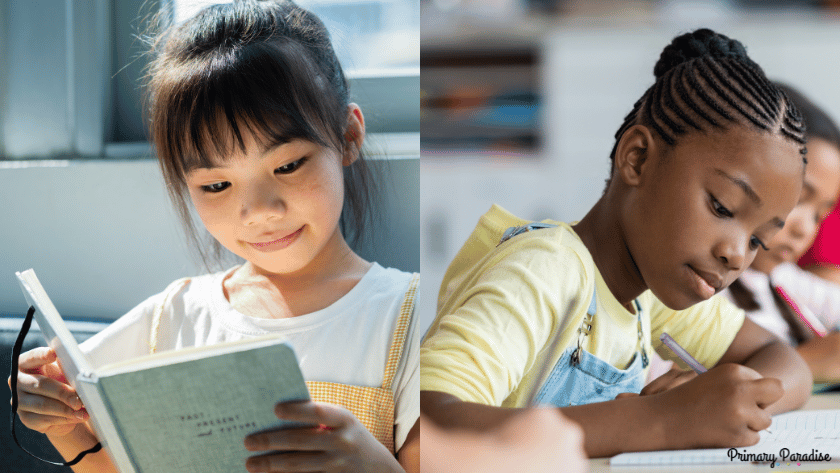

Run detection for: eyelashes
[[275, 156, 308, 174], [198, 157, 309, 193], [710, 195, 768, 251], [711, 197, 733, 218], [750, 236, 769, 252], [201, 181, 230, 193]]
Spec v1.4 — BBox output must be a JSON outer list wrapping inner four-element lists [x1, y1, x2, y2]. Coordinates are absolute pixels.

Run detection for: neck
[[572, 194, 647, 310], [226, 229, 371, 318]]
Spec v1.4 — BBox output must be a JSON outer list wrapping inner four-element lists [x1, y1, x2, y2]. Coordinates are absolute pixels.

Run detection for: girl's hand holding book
[[8, 346, 88, 437], [650, 363, 783, 449], [244, 400, 404, 473]]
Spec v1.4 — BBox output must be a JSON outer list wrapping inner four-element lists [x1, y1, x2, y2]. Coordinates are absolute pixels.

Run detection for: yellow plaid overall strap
[[306, 272, 419, 454], [149, 277, 191, 354]]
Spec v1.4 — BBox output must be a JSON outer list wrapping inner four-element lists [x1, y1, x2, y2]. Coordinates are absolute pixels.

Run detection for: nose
[[714, 234, 748, 271], [240, 178, 286, 225]]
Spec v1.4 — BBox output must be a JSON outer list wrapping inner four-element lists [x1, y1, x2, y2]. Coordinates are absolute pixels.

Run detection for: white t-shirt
[[720, 267, 794, 344], [80, 262, 420, 451]]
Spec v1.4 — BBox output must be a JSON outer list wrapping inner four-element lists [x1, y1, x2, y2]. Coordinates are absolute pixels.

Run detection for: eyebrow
[[714, 168, 761, 205], [714, 168, 785, 229]]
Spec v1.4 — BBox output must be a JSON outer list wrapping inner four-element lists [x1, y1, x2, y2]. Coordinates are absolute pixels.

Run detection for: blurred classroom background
[[420, 0, 840, 333], [0, 0, 419, 322]]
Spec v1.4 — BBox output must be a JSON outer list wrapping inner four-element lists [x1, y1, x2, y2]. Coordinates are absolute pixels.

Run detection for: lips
[[690, 266, 723, 291], [248, 226, 304, 251], [687, 265, 723, 300]]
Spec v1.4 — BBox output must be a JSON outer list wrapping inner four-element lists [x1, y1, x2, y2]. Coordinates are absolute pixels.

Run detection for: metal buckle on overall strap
[[571, 311, 594, 365], [635, 299, 649, 368]]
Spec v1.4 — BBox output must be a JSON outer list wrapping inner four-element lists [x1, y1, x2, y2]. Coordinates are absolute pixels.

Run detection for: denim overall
[[498, 223, 649, 408], [534, 288, 649, 406]]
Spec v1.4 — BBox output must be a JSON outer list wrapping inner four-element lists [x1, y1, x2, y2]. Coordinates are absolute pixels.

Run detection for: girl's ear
[[343, 104, 366, 166], [614, 124, 657, 187]]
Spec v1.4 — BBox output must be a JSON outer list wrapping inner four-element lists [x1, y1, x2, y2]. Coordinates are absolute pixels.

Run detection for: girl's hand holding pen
[[8, 347, 88, 437], [244, 400, 403, 473], [650, 363, 783, 449]]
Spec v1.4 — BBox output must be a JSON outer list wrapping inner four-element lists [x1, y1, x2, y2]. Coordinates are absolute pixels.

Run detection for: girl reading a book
[[11, 1, 419, 471], [421, 28, 814, 459]]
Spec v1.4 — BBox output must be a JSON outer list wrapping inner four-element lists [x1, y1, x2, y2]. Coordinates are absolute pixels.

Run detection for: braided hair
[[607, 28, 807, 189]]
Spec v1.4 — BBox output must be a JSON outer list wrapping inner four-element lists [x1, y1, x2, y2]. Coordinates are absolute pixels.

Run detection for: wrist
[[45, 422, 99, 455], [642, 393, 675, 451]]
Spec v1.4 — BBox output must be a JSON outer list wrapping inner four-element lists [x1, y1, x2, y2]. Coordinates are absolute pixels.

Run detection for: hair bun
[[653, 28, 751, 79]]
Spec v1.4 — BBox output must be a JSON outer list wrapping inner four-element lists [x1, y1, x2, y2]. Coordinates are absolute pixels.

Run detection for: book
[[16, 269, 310, 473], [610, 410, 840, 466]]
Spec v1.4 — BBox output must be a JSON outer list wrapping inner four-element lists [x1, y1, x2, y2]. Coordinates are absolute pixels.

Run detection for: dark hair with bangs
[[145, 0, 376, 268]]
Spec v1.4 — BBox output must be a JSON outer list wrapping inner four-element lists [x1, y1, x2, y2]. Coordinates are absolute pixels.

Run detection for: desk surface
[[587, 393, 840, 473]]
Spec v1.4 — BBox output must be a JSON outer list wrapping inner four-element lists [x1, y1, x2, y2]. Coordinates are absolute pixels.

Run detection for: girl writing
[[421, 28, 813, 459], [11, 1, 419, 472]]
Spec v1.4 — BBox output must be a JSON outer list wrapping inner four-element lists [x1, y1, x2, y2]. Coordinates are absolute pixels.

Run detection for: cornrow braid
[[606, 29, 807, 190]]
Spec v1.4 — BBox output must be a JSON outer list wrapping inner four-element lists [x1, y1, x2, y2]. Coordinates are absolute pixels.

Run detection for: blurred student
[[421, 28, 813, 459], [799, 174, 840, 288], [724, 83, 840, 383]]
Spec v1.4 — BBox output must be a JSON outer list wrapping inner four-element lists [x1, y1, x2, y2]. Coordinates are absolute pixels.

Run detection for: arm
[[795, 332, 840, 383], [421, 390, 661, 458], [419, 404, 587, 473], [47, 424, 118, 473], [714, 316, 812, 414], [397, 419, 419, 473], [423, 317, 801, 457]]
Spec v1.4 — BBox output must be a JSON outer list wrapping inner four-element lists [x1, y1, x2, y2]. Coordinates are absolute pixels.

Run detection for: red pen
[[774, 285, 828, 337]]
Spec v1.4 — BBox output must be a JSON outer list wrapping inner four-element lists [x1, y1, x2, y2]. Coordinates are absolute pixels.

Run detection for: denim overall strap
[[533, 288, 648, 407], [570, 287, 598, 365]]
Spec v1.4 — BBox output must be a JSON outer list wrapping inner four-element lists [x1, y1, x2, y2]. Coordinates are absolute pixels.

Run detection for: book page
[[99, 341, 309, 473], [611, 410, 840, 466]]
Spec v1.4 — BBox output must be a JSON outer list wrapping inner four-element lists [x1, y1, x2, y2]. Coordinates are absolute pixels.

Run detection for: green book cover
[[98, 341, 309, 472]]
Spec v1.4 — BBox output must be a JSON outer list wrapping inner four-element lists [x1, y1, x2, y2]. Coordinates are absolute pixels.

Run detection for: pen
[[774, 285, 828, 337], [659, 332, 707, 374], [659, 333, 773, 435], [660, 332, 776, 435]]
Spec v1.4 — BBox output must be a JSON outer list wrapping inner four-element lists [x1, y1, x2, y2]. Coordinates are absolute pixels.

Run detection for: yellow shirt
[[421, 205, 745, 407]]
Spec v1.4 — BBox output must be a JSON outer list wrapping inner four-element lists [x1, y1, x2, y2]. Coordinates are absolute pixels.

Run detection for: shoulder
[[169, 267, 238, 313], [483, 221, 593, 288], [439, 213, 592, 319], [363, 265, 420, 342], [367, 263, 417, 291]]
